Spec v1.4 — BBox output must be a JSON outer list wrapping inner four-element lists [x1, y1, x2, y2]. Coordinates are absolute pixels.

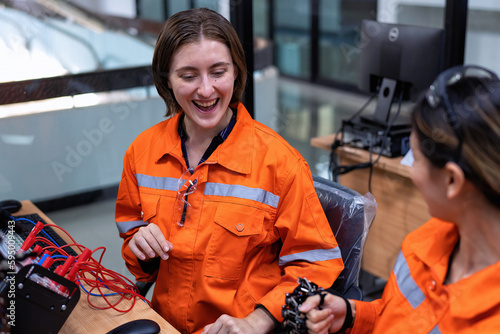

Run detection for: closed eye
[[180, 74, 196, 81], [211, 69, 227, 78]]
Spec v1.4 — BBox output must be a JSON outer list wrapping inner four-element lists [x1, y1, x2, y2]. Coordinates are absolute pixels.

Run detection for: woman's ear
[[444, 162, 466, 200]]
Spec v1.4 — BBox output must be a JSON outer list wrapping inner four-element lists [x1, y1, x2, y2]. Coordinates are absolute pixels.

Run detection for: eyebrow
[[174, 62, 231, 73]]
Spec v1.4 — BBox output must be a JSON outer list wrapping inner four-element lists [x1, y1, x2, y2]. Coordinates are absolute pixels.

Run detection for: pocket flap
[[214, 203, 264, 236], [140, 193, 160, 223]]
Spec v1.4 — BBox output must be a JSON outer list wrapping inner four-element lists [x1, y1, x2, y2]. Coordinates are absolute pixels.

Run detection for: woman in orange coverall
[[115, 7, 343, 334], [299, 65, 500, 334]]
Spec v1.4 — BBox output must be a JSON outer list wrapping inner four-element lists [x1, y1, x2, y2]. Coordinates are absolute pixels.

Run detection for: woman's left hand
[[201, 308, 275, 334]]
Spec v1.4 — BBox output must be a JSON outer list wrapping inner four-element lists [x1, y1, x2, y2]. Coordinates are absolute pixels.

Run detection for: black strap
[[318, 291, 327, 309], [334, 294, 354, 333], [326, 289, 354, 333]]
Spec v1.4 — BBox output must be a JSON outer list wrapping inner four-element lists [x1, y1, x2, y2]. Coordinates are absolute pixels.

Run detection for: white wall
[[69, 0, 232, 20], [69, 0, 136, 18], [377, 0, 500, 23], [0, 93, 165, 202]]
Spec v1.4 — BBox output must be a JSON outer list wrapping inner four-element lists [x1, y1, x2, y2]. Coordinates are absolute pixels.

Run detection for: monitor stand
[[342, 77, 411, 157], [373, 77, 397, 125], [359, 77, 410, 130]]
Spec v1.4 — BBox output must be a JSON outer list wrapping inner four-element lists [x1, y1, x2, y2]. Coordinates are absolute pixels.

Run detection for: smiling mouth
[[193, 99, 219, 112]]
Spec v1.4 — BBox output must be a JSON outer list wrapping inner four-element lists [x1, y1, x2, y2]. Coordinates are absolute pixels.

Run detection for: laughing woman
[[114, 8, 343, 334]]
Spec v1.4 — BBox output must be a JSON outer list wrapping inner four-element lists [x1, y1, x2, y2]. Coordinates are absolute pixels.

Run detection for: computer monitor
[[357, 20, 445, 126]]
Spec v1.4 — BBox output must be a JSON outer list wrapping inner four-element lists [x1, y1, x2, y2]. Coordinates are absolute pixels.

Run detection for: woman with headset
[[299, 65, 500, 333]]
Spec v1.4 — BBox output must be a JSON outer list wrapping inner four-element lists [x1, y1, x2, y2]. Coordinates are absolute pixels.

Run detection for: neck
[[181, 108, 232, 168], [183, 108, 232, 145], [446, 199, 500, 283]]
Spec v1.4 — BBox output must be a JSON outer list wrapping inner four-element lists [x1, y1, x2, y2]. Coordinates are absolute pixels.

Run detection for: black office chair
[[313, 175, 376, 300], [136, 280, 154, 298]]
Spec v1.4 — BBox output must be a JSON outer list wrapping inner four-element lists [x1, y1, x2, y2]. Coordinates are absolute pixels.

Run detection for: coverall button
[[236, 223, 244, 232], [428, 280, 436, 291]]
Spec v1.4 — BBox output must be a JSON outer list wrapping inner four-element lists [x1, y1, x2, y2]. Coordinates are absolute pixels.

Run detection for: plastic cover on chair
[[312, 175, 377, 300]]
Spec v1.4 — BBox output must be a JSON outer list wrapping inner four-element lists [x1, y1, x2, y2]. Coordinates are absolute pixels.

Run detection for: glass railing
[[0, 0, 166, 205], [0, 0, 157, 81], [0, 0, 159, 111]]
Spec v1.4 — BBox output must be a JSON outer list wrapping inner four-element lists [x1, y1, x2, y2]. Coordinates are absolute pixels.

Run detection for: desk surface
[[310, 134, 411, 178], [16, 201, 181, 334]]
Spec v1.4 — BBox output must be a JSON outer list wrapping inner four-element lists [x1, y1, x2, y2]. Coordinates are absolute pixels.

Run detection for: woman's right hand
[[299, 292, 350, 334], [128, 224, 173, 261]]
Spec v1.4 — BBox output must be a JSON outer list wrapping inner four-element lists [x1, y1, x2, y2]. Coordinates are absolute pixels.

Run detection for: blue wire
[[77, 278, 118, 297], [14, 216, 61, 246]]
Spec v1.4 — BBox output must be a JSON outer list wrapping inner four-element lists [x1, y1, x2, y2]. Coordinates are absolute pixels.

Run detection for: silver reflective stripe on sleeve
[[279, 247, 342, 266], [136, 174, 178, 191], [393, 251, 426, 309], [116, 220, 148, 233], [429, 325, 441, 334], [204, 182, 280, 208]]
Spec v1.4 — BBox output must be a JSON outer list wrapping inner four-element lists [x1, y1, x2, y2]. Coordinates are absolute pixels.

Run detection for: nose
[[197, 75, 215, 98]]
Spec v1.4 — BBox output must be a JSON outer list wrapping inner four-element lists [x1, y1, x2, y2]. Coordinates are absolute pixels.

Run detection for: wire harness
[[1, 215, 150, 313]]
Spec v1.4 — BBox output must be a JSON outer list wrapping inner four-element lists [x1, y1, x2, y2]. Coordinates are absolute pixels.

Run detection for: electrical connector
[[54, 255, 75, 277], [20, 221, 44, 252], [66, 248, 92, 282]]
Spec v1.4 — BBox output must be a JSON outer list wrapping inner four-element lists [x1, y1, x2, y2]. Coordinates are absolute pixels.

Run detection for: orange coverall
[[352, 218, 500, 333], [115, 103, 343, 334]]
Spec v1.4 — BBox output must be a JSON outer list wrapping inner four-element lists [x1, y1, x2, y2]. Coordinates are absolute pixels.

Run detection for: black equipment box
[[11, 264, 80, 334], [341, 117, 411, 158]]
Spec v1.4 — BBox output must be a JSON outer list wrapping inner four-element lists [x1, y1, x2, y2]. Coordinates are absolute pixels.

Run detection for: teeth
[[195, 100, 216, 108]]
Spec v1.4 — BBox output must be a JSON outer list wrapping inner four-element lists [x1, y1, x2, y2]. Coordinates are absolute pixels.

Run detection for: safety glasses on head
[[425, 65, 499, 160]]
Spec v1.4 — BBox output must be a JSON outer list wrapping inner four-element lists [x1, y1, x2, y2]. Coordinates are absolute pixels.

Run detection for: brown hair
[[411, 76, 500, 208], [152, 7, 247, 116]]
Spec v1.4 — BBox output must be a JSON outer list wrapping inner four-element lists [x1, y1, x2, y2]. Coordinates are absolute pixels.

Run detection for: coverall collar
[[448, 260, 500, 319], [154, 103, 254, 175], [407, 218, 500, 319]]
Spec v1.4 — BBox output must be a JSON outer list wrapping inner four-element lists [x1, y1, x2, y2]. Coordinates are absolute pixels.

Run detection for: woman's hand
[[128, 224, 172, 261], [299, 293, 351, 334], [201, 308, 275, 334]]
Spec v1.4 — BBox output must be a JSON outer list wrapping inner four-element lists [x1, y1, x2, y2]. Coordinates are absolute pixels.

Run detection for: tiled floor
[[46, 77, 384, 303]]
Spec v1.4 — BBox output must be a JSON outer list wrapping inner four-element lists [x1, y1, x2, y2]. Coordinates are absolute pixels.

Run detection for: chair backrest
[[313, 175, 376, 300]]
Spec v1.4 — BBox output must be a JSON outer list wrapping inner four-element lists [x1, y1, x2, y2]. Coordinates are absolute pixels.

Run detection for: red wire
[[34, 236, 58, 249], [35, 224, 152, 312], [75, 247, 151, 312]]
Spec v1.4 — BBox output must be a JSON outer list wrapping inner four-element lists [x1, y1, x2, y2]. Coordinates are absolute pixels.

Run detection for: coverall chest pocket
[[139, 190, 176, 240], [205, 203, 265, 280], [139, 191, 160, 224]]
